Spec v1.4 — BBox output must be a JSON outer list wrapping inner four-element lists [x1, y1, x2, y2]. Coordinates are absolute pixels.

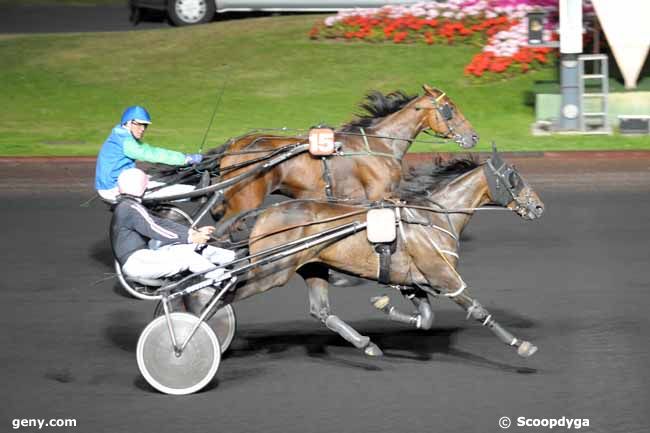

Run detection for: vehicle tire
[[167, 0, 216, 26], [154, 296, 236, 353], [115, 205, 193, 301], [137, 312, 220, 395]]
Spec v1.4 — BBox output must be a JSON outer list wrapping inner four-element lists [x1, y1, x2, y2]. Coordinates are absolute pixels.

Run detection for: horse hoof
[[371, 295, 390, 311], [364, 342, 383, 357], [517, 341, 538, 357]]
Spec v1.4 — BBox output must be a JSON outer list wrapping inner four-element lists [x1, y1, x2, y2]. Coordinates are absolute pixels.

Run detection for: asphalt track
[[0, 4, 274, 34], [1, 156, 649, 433]]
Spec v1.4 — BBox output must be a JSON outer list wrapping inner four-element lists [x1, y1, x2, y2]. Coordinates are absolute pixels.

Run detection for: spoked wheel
[[151, 204, 193, 225], [116, 205, 193, 300], [137, 312, 220, 395], [154, 290, 236, 353]]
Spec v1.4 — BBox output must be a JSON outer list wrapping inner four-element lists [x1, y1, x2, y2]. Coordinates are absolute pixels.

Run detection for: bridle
[[484, 150, 539, 218], [416, 92, 470, 148]]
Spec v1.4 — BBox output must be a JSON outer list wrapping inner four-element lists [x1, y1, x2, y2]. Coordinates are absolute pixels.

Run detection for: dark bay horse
[[208, 85, 479, 225], [216, 150, 544, 358]]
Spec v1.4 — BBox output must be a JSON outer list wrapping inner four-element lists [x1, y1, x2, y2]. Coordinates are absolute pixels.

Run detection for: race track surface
[[1, 157, 649, 433], [0, 4, 167, 34]]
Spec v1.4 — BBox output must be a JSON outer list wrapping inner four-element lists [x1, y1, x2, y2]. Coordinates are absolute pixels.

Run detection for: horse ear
[[490, 141, 504, 166], [422, 84, 436, 96]]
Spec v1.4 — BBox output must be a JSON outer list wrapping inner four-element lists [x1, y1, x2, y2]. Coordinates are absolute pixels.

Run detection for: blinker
[[440, 104, 453, 121]]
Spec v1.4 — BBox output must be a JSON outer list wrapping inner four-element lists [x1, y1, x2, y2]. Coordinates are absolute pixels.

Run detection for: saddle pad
[[367, 208, 396, 243]]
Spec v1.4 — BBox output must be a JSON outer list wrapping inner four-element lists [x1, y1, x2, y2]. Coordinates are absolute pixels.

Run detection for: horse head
[[484, 145, 544, 220], [419, 84, 479, 149]]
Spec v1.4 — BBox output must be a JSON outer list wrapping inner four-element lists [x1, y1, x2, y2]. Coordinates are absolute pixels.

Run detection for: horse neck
[[369, 100, 425, 160], [431, 167, 490, 233]]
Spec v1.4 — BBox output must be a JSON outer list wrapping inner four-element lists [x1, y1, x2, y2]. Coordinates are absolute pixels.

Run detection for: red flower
[[393, 31, 408, 43]]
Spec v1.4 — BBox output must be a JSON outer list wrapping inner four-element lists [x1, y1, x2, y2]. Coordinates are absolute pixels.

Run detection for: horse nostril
[[472, 133, 479, 143], [536, 205, 544, 215]]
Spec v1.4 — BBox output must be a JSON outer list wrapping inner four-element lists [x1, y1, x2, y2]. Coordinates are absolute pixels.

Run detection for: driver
[[110, 168, 234, 281], [95, 105, 204, 202]]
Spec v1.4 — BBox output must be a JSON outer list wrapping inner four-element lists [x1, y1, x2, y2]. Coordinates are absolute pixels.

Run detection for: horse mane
[[397, 156, 480, 202], [340, 90, 417, 132]]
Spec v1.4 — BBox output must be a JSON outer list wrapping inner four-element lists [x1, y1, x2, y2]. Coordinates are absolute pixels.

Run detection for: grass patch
[[0, 14, 648, 156]]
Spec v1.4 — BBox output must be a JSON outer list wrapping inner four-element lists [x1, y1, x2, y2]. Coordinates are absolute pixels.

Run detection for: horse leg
[[299, 264, 383, 356], [448, 290, 538, 357], [371, 287, 435, 330]]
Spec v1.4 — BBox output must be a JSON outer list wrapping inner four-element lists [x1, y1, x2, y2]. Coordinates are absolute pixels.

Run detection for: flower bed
[[310, 1, 591, 82]]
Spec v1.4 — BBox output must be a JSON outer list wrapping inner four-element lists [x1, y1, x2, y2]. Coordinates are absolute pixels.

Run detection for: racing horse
[[213, 149, 544, 357], [213, 85, 478, 224], [151, 85, 478, 230]]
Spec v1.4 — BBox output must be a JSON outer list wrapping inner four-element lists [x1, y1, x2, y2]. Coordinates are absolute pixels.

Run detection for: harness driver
[[95, 105, 204, 202], [111, 168, 234, 282]]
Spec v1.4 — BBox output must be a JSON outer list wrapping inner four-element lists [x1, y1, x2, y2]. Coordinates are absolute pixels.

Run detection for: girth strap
[[375, 242, 396, 284], [321, 156, 334, 199]]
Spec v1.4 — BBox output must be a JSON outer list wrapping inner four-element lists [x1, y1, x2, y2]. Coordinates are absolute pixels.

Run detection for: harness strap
[[320, 157, 334, 199], [400, 207, 467, 298], [375, 244, 393, 284], [336, 127, 395, 158]]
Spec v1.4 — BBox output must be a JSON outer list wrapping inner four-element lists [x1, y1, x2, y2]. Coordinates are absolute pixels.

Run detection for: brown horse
[[209, 85, 478, 225], [216, 149, 544, 358]]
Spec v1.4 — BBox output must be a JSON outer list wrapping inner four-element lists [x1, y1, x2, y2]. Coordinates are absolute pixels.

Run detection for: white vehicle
[[130, 0, 422, 26]]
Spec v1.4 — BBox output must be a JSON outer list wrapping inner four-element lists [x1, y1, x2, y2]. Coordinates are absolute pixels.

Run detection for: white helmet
[[117, 168, 149, 197]]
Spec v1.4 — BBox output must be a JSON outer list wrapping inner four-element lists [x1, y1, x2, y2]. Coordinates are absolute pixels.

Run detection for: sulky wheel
[[151, 204, 193, 225], [153, 292, 236, 353], [137, 312, 220, 395], [116, 205, 193, 300]]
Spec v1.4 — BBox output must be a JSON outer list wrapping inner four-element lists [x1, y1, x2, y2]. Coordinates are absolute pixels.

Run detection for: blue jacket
[[95, 125, 186, 191]]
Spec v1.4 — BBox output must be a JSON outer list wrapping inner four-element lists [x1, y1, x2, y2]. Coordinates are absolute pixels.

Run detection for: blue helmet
[[120, 106, 152, 125]]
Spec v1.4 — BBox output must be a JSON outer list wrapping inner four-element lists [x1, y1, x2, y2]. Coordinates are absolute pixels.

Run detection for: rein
[[241, 199, 511, 247], [217, 143, 305, 175], [219, 127, 451, 149], [247, 209, 368, 245]]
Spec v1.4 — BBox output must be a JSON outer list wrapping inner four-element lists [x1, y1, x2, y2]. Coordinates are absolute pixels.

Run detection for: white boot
[[202, 246, 236, 265]]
